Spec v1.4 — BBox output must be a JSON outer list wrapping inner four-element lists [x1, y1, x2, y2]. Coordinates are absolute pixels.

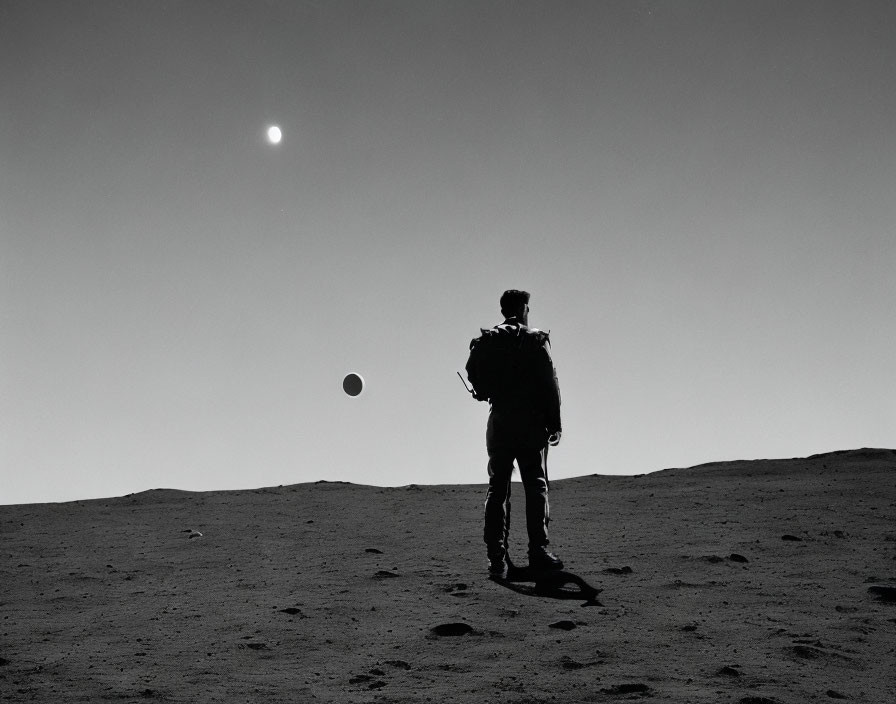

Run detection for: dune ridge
[[2, 449, 894, 703]]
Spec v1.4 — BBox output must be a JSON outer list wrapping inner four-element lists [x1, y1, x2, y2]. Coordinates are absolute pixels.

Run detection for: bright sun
[[266, 125, 282, 144]]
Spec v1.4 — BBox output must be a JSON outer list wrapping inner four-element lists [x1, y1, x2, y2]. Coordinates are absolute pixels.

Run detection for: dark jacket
[[465, 317, 561, 448]]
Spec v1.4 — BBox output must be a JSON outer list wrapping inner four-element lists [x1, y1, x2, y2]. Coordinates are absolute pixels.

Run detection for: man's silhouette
[[465, 290, 562, 578]]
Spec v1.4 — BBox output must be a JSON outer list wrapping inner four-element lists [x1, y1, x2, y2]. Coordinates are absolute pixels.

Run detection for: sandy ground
[[1, 448, 895, 703]]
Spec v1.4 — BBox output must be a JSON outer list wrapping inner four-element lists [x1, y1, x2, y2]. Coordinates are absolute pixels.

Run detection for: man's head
[[500, 289, 530, 324]]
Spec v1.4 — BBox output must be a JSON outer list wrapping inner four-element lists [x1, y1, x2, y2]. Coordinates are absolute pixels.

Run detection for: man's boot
[[528, 545, 563, 571], [487, 546, 507, 578]]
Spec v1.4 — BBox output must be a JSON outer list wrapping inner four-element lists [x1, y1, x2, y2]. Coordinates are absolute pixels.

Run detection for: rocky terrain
[[2, 449, 894, 703]]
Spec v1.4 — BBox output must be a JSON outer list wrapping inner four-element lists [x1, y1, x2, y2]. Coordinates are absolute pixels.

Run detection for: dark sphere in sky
[[342, 373, 364, 397]]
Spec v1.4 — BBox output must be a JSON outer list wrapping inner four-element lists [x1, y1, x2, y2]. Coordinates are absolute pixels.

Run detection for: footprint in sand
[[348, 673, 387, 689], [384, 660, 412, 670], [603, 566, 633, 575], [868, 585, 896, 603], [430, 623, 473, 636], [548, 620, 577, 630], [601, 683, 651, 695]]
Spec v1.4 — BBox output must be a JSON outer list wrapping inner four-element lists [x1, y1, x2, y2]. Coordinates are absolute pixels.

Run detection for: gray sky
[[3, 0, 894, 505]]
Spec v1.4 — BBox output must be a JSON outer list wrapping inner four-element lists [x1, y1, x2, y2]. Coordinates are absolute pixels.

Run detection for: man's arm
[[536, 339, 561, 436], [464, 337, 488, 402]]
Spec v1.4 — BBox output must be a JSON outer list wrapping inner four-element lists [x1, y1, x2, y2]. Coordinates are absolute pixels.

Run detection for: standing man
[[465, 290, 563, 578]]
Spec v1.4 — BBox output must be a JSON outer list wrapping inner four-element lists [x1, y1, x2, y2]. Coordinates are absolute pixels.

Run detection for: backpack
[[465, 323, 550, 405]]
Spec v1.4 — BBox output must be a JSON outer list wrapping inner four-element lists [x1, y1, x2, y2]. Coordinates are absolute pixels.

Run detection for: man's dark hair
[[500, 289, 530, 317]]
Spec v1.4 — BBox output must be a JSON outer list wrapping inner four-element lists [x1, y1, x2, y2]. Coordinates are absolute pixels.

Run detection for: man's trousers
[[483, 445, 550, 558]]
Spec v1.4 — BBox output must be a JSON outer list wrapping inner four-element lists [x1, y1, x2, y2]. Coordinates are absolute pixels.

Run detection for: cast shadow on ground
[[490, 557, 603, 606]]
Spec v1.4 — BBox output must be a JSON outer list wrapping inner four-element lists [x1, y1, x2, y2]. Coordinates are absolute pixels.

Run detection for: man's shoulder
[[519, 326, 551, 349], [469, 327, 494, 350], [471, 322, 512, 342], [524, 327, 550, 343], [470, 323, 550, 347]]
